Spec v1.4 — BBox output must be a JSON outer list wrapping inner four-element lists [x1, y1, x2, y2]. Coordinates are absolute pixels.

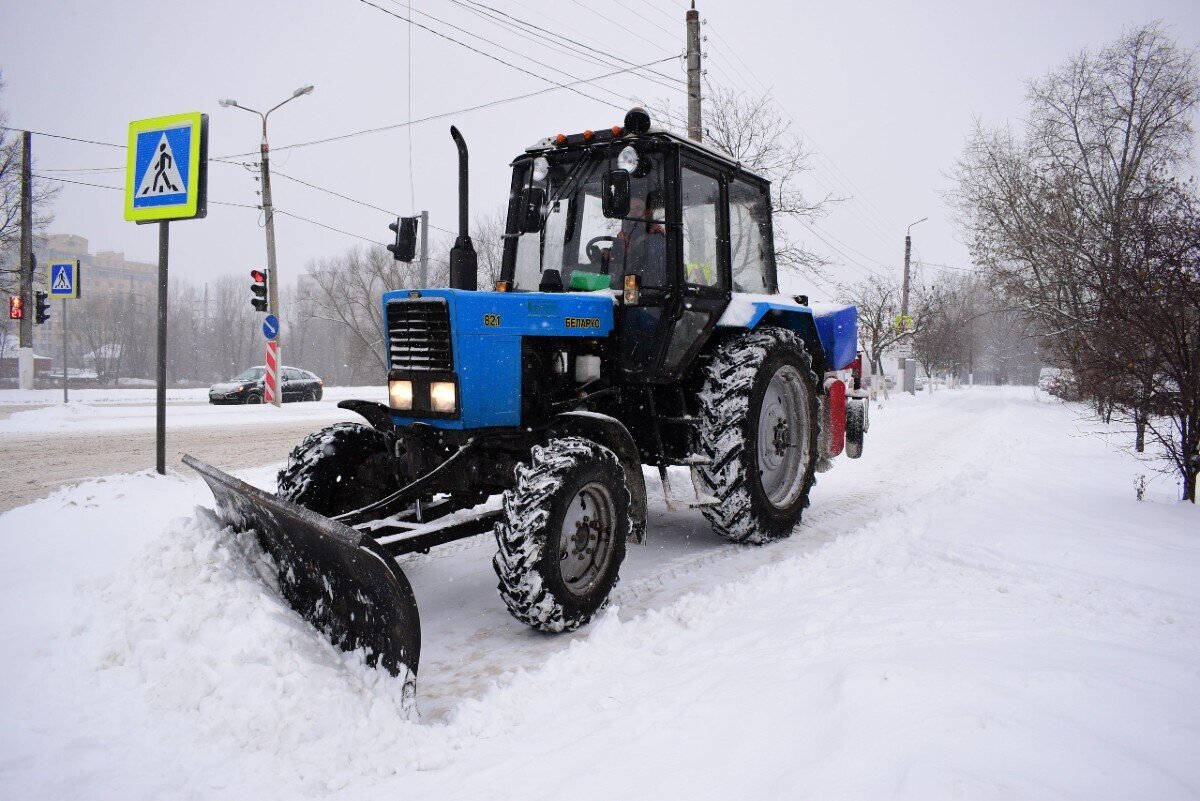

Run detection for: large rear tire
[[277, 422, 397, 518], [693, 327, 819, 544], [493, 437, 630, 633]]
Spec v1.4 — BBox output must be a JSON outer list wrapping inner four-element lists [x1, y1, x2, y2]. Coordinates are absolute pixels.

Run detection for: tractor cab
[[500, 107, 779, 383]]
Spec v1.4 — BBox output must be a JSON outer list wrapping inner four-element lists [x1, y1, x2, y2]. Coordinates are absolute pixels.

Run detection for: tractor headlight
[[532, 156, 550, 183], [430, 381, 457, 414], [389, 379, 413, 410], [617, 145, 640, 174]]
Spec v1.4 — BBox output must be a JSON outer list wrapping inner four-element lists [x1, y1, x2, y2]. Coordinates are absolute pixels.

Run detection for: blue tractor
[[186, 108, 867, 699]]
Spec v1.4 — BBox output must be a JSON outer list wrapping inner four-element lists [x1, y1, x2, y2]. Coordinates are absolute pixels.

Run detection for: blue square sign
[[48, 260, 81, 299]]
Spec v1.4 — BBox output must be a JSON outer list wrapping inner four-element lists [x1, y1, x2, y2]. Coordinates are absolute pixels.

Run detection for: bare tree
[[304, 245, 422, 382], [473, 206, 506, 288], [0, 73, 59, 294], [650, 82, 837, 276], [951, 23, 1200, 498], [840, 274, 906, 379]]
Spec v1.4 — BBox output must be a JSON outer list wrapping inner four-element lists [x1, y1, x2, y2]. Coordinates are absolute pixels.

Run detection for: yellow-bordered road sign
[[48, 260, 81, 299], [124, 112, 208, 222]]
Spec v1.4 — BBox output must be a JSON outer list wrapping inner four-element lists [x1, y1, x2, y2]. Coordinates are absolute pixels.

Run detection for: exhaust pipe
[[448, 126, 477, 291]]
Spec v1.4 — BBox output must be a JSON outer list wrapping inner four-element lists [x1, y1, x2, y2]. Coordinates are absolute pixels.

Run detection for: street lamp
[[219, 84, 314, 407], [902, 217, 927, 316]]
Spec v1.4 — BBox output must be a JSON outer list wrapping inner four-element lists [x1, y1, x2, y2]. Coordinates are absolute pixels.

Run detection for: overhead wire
[[455, 0, 686, 89], [358, 0, 640, 117], [701, 20, 901, 249], [375, 0, 691, 130], [213, 56, 681, 160], [446, 0, 681, 94]]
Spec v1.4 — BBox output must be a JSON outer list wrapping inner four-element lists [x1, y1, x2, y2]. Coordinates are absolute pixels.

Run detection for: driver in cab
[[606, 192, 665, 288]]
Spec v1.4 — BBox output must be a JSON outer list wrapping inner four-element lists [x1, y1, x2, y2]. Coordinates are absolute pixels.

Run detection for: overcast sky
[[3, 0, 1198, 298]]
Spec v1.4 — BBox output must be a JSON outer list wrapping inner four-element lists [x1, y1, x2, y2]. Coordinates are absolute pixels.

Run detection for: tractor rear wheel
[[493, 437, 630, 633], [693, 327, 819, 544], [277, 422, 397, 518]]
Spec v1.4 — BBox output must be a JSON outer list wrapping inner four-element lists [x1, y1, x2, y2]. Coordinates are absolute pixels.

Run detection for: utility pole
[[259, 139, 282, 407], [220, 85, 314, 408], [686, 1, 703, 142], [419, 209, 429, 287], [899, 217, 926, 396], [902, 217, 926, 317], [18, 131, 33, 390]]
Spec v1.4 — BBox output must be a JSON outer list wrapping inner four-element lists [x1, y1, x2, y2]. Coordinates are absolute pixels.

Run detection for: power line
[[456, 0, 686, 89], [0, 126, 122, 149], [358, 0, 631, 115], [796, 219, 890, 282], [445, 0, 677, 92], [701, 20, 901, 247], [32, 173, 259, 210], [215, 56, 679, 159], [271, 169, 399, 217], [373, 0, 690, 130], [274, 209, 389, 246]]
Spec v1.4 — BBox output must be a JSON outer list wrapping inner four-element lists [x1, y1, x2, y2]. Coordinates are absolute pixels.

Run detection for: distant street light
[[902, 217, 927, 316], [218, 85, 314, 407]]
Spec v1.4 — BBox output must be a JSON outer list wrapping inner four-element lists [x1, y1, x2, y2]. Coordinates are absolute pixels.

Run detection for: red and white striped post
[[264, 340, 280, 405]]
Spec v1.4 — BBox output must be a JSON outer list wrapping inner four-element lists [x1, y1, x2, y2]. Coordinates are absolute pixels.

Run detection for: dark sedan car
[[208, 366, 324, 404]]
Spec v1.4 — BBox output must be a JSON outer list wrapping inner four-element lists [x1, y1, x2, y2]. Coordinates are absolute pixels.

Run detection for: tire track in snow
[[412, 391, 1026, 718]]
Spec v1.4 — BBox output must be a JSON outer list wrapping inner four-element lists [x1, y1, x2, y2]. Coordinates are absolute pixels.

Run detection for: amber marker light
[[623, 274, 641, 305]]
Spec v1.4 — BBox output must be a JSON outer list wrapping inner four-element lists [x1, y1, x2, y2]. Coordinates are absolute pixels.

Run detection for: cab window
[[728, 177, 774, 294], [680, 167, 723, 288]]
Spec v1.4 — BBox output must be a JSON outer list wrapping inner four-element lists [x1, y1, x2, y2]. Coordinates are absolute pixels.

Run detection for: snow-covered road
[[1, 387, 1196, 800]]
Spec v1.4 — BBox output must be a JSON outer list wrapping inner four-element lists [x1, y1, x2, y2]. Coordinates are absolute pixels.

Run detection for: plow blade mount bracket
[[182, 454, 421, 686]]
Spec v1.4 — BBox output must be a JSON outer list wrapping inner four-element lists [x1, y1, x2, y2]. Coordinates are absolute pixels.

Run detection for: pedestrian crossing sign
[[48, 260, 81, 299], [124, 112, 208, 222]]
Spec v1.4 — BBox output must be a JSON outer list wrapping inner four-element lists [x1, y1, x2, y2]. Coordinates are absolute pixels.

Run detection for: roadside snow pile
[[0, 386, 386, 407], [1, 387, 1197, 800], [0, 396, 370, 434]]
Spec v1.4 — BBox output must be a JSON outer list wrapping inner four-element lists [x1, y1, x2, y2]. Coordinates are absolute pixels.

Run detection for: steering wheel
[[585, 235, 618, 268]]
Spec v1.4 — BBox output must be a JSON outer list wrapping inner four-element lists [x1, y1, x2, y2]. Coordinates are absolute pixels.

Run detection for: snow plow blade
[[182, 454, 421, 688]]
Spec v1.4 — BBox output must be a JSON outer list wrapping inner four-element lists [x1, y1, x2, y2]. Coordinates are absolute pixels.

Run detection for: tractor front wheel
[[493, 437, 630, 633], [277, 422, 397, 518]]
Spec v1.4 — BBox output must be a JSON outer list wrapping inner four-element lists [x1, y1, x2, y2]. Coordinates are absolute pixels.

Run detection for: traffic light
[[387, 216, 418, 262], [7, 296, 22, 320], [34, 291, 49, 325], [250, 269, 268, 312]]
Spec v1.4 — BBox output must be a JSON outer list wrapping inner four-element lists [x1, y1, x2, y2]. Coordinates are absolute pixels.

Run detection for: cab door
[[656, 159, 730, 382]]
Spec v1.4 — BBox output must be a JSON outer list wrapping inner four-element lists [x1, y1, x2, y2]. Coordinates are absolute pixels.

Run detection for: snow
[[1, 387, 1198, 799], [0, 387, 387, 434], [717, 292, 851, 328]]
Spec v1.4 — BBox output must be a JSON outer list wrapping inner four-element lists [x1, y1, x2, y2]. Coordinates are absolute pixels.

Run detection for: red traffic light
[[7, 296, 22, 320], [250, 269, 266, 283]]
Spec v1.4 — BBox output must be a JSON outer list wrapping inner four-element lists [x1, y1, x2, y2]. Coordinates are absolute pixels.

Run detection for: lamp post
[[219, 84, 314, 407], [897, 217, 927, 395], [902, 216, 927, 317]]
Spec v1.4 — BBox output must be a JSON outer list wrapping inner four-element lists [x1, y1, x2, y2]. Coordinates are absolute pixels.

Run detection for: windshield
[[509, 148, 666, 292], [232, 368, 265, 382]]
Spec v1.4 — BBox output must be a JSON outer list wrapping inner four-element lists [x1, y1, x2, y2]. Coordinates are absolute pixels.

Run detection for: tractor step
[[666, 454, 711, 466], [657, 464, 717, 512]]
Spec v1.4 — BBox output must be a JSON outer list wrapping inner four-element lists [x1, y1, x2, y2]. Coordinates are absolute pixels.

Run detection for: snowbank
[[1, 387, 1196, 799], [0, 387, 388, 434]]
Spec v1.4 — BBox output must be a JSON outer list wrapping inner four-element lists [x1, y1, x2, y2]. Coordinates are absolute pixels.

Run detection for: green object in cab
[[568, 271, 612, 291]]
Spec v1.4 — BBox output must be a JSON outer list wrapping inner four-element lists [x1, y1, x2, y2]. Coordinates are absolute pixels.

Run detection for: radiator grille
[[386, 298, 453, 371]]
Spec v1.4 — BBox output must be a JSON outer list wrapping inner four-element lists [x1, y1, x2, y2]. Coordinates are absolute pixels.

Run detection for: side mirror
[[602, 170, 630, 218], [518, 187, 547, 233]]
